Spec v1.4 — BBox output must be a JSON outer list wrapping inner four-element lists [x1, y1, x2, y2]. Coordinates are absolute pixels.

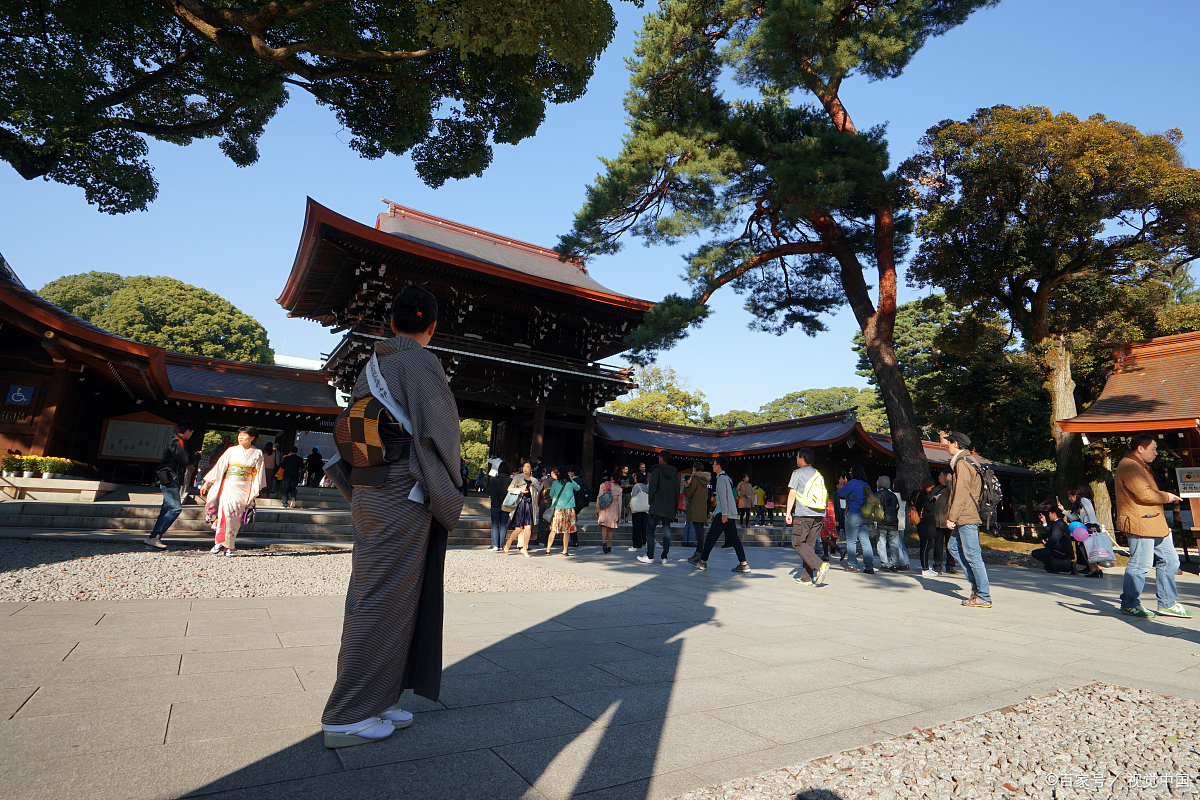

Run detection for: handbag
[[907, 504, 922, 527], [242, 502, 256, 526], [1085, 529, 1115, 564], [275, 467, 284, 481], [502, 488, 520, 512], [629, 484, 650, 514], [543, 507, 554, 522]]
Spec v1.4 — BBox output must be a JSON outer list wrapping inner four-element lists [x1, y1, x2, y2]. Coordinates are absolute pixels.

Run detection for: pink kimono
[[202, 445, 266, 550]]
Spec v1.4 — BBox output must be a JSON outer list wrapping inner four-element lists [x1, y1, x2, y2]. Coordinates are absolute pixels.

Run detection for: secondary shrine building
[[278, 199, 651, 482]]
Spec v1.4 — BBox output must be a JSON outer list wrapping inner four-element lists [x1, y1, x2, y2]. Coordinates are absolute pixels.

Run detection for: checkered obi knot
[[225, 465, 258, 481]]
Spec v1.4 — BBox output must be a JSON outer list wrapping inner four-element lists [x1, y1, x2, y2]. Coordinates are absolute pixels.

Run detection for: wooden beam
[[30, 366, 68, 456], [531, 398, 546, 460], [582, 411, 595, 485]]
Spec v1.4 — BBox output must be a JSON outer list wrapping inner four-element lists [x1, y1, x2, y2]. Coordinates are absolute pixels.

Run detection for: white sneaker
[[627, 547, 638, 552], [660, 557, 668, 564], [921, 569, 938, 578], [636, 555, 652, 564]]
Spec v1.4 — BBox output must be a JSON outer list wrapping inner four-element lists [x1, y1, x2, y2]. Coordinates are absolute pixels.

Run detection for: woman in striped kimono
[[321, 285, 464, 749], [200, 426, 265, 556]]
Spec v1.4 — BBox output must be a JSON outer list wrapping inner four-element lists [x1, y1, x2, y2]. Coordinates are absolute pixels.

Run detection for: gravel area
[[673, 684, 1200, 800], [0, 540, 624, 600]]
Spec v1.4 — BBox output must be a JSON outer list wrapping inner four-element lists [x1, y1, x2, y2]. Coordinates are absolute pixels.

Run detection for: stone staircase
[[0, 486, 793, 549]]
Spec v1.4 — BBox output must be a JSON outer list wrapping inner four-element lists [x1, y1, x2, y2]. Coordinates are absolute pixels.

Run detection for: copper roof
[[596, 412, 1036, 477], [1059, 331, 1200, 434]]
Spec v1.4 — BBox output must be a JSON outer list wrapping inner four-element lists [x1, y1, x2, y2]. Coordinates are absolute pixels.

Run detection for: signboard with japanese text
[[1176, 468, 1200, 499]]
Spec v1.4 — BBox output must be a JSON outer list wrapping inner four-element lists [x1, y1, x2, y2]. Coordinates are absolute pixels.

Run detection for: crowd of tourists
[[133, 286, 1193, 754]]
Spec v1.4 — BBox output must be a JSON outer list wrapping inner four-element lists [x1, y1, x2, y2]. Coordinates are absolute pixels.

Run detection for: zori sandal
[[322, 717, 394, 749], [381, 706, 414, 729]]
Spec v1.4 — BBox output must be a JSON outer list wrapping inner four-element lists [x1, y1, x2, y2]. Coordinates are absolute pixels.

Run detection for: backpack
[[573, 478, 590, 511], [859, 483, 885, 523], [878, 490, 899, 526], [795, 471, 827, 512], [597, 482, 614, 510], [967, 457, 1003, 529]]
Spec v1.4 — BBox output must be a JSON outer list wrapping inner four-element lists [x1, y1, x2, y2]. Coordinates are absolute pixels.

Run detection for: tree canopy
[[558, 0, 997, 493], [603, 366, 710, 426], [38, 271, 274, 363], [710, 386, 888, 433], [460, 419, 491, 476], [1, 0, 620, 212], [903, 105, 1200, 489]]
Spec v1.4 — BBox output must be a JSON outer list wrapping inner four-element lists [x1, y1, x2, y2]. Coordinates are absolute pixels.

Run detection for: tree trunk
[[1090, 450, 1115, 533], [1044, 336, 1084, 495], [816, 209, 931, 494]]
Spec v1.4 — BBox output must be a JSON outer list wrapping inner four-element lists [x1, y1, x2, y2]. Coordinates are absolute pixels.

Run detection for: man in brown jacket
[[945, 432, 991, 608], [1116, 434, 1190, 618]]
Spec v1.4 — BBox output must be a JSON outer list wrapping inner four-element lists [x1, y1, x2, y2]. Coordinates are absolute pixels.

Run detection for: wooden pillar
[[581, 411, 596, 485], [30, 367, 68, 456], [531, 399, 546, 460], [276, 426, 297, 454]]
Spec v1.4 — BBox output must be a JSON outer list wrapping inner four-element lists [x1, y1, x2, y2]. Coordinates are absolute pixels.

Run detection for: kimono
[[322, 334, 464, 726], [202, 445, 266, 550]]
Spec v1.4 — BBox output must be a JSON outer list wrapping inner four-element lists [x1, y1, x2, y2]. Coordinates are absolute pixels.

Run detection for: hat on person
[[946, 431, 972, 449]]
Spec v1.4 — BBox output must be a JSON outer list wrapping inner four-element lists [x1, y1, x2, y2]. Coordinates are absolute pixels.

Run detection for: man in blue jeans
[[486, 461, 511, 551], [837, 466, 875, 574], [945, 431, 991, 608], [638, 450, 678, 564], [144, 420, 195, 550], [1115, 434, 1191, 618]]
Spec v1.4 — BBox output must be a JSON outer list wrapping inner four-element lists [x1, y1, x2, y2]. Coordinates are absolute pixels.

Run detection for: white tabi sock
[[322, 717, 393, 738], [381, 706, 413, 724]]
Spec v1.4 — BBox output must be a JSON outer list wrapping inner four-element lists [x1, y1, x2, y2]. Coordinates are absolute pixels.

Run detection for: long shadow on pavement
[[182, 561, 780, 800]]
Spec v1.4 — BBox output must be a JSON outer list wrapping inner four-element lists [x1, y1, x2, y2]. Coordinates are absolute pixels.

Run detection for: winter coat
[[647, 462, 680, 518], [1115, 451, 1175, 539], [736, 479, 754, 509], [685, 471, 710, 523]]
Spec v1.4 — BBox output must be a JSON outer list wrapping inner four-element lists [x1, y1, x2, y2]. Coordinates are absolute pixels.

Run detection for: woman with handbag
[[200, 425, 266, 556], [628, 473, 650, 551], [503, 461, 538, 557], [546, 466, 578, 556], [596, 468, 623, 554]]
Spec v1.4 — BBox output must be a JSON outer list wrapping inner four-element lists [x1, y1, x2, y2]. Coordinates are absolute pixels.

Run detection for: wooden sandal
[[322, 717, 393, 749]]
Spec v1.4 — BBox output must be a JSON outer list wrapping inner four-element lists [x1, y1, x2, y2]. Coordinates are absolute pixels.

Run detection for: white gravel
[[673, 683, 1200, 800], [0, 540, 624, 600]]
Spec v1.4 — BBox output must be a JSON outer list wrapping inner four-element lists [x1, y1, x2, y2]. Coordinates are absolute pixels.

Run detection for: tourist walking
[[684, 461, 710, 550], [201, 425, 266, 556], [945, 432, 991, 608], [1116, 434, 1191, 618], [638, 450, 678, 564], [144, 420, 195, 550], [628, 473, 649, 551], [819, 497, 840, 562], [487, 460, 511, 551], [503, 461, 538, 557], [784, 448, 829, 586], [320, 285, 464, 748], [305, 447, 324, 487], [279, 446, 305, 508], [596, 469, 622, 553], [690, 456, 751, 573], [546, 467, 578, 556], [569, 465, 590, 548], [762, 481, 775, 526], [260, 441, 279, 497], [535, 470, 553, 547], [912, 479, 940, 576], [754, 483, 766, 525], [736, 474, 754, 526], [838, 465, 875, 574]]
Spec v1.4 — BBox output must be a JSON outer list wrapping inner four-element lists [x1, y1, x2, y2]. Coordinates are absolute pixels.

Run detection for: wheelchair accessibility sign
[[5, 385, 34, 405]]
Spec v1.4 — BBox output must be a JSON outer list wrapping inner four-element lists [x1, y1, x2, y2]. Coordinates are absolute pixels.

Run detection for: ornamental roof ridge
[[380, 197, 586, 270]]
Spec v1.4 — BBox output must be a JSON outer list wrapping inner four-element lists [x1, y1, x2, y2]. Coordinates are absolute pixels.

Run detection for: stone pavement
[[2, 547, 1199, 800]]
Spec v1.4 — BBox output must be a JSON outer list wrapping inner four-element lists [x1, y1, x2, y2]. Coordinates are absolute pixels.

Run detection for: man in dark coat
[[638, 451, 678, 564], [305, 447, 324, 487], [144, 420, 194, 550], [280, 447, 305, 508]]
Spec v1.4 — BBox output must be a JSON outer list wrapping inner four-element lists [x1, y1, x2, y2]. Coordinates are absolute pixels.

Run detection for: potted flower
[[20, 456, 37, 479], [1, 454, 20, 478]]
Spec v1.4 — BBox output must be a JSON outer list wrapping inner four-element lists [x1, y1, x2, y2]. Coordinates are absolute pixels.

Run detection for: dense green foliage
[[460, 419, 491, 477], [710, 387, 889, 433], [603, 366, 710, 426], [0, 0, 620, 212], [852, 295, 961, 386], [38, 271, 274, 363]]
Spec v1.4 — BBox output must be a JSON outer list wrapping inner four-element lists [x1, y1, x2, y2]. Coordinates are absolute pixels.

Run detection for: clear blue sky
[[1, 0, 1197, 416]]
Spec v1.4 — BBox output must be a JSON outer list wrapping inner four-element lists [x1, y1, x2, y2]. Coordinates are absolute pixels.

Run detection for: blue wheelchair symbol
[[5, 385, 34, 405]]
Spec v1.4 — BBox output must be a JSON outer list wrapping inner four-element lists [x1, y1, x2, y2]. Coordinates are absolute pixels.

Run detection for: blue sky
[[1, 0, 1197, 416]]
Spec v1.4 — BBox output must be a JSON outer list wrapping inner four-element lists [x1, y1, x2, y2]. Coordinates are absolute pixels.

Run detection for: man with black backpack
[[144, 420, 195, 550], [946, 432, 992, 608]]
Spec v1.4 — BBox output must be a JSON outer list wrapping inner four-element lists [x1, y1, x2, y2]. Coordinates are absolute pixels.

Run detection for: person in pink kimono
[[201, 426, 266, 556]]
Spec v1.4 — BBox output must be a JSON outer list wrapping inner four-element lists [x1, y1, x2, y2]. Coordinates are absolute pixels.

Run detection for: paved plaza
[[2, 546, 1199, 800]]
